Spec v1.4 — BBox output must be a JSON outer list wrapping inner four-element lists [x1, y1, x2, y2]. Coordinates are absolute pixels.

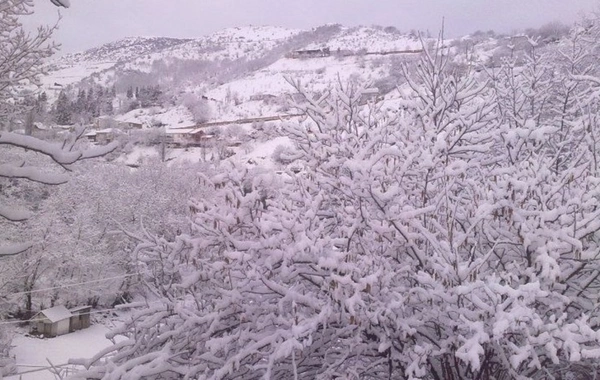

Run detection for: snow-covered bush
[[71, 20, 600, 380]]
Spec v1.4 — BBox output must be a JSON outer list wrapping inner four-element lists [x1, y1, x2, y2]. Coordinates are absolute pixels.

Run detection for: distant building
[[95, 116, 144, 130], [249, 94, 277, 102], [288, 47, 331, 59], [48, 83, 63, 92], [84, 128, 121, 144], [165, 127, 213, 147], [359, 88, 382, 104]]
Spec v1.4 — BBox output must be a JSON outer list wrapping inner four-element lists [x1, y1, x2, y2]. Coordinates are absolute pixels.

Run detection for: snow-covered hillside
[[305, 25, 423, 52], [39, 37, 191, 100], [118, 26, 303, 73], [58, 36, 192, 65], [36, 23, 541, 131]]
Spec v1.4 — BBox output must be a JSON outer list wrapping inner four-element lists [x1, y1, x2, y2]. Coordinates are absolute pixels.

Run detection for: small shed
[[69, 305, 92, 332], [359, 88, 381, 104], [31, 305, 73, 338]]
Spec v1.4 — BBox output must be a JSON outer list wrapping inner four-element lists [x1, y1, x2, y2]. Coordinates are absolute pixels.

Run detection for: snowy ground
[[8, 323, 122, 380]]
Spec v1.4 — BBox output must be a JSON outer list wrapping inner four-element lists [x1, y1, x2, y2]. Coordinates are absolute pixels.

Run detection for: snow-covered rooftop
[[36, 305, 73, 323]]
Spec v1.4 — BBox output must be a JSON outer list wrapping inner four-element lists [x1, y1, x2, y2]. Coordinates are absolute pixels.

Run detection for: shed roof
[[360, 88, 380, 95], [37, 305, 73, 323], [69, 305, 92, 313]]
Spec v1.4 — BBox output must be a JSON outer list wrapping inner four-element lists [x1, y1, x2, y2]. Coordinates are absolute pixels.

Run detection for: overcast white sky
[[23, 0, 600, 54]]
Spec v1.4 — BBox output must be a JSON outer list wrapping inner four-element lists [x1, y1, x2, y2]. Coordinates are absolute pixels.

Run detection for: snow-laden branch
[[571, 74, 600, 85], [0, 242, 32, 257], [0, 203, 31, 221], [0, 132, 118, 166], [0, 163, 68, 184], [71, 22, 600, 380]]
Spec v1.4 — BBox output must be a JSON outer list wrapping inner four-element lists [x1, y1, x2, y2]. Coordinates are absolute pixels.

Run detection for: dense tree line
[[54, 85, 117, 125]]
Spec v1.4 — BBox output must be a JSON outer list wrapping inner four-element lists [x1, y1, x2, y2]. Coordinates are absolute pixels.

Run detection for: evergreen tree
[[86, 86, 94, 113], [55, 90, 72, 125], [97, 86, 104, 100], [75, 88, 86, 114], [104, 98, 113, 115]]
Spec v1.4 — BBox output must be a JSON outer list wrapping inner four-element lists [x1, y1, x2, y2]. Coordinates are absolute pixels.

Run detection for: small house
[[31, 305, 73, 337], [30, 305, 93, 338]]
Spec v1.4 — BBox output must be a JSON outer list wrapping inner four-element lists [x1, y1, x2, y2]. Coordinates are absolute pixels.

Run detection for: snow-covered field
[[8, 324, 121, 380]]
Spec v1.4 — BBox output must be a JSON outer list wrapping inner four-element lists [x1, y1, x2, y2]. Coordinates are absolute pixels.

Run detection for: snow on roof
[[361, 88, 380, 94], [33, 122, 51, 130], [37, 305, 73, 323], [165, 127, 203, 135], [69, 305, 92, 313], [96, 128, 120, 134]]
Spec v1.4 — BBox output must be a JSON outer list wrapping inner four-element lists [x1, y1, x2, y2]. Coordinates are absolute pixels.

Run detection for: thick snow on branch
[[0, 163, 68, 184], [0, 132, 118, 165], [0, 203, 31, 221], [0, 242, 32, 257]]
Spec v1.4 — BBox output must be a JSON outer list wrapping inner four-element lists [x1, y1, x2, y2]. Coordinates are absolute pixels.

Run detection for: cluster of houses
[[84, 115, 214, 147]]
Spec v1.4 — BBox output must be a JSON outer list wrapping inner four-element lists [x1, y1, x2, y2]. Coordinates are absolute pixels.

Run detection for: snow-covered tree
[[0, 1, 118, 257], [1, 159, 210, 316], [55, 89, 73, 125], [181, 93, 212, 123], [0, 0, 57, 123], [70, 22, 600, 380]]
